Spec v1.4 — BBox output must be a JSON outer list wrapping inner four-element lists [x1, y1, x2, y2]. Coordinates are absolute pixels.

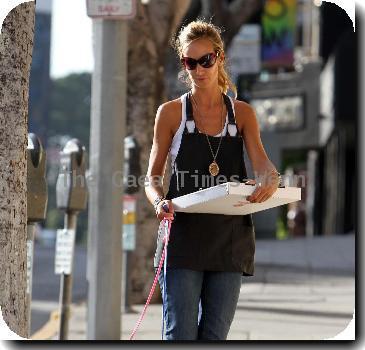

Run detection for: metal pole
[[123, 251, 132, 313], [303, 0, 312, 57], [311, 1, 321, 58], [58, 212, 78, 340], [306, 150, 318, 237], [87, 19, 127, 339], [26, 223, 36, 338], [122, 195, 137, 314]]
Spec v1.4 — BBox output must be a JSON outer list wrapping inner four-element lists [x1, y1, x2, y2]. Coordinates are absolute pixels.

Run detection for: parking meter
[[122, 136, 140, 313], [27, 133, 48, 222], [26, 133, 48, 337], [55, 138, 88, 340], [56, 139, 88, 213], [124, 135, 141, 195]]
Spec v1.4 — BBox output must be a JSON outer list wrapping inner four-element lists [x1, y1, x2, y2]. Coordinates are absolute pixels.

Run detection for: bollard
[[26, 133, 48, 338], [55, 139, 88, 340]]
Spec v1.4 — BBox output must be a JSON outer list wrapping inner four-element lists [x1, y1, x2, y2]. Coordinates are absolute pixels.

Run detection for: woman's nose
[[195, 64, 204, 74]]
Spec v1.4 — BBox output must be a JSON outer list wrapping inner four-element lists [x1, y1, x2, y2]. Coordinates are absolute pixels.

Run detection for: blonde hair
[[171, 19, 237, 98]]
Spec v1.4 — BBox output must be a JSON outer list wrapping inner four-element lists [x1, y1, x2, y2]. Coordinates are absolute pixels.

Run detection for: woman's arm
[[235, 101, 280, 203], [145, 102, 176, 219]]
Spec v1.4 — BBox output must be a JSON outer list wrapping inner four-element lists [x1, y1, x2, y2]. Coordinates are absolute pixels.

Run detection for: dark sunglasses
[[180, 51, 220, 70]]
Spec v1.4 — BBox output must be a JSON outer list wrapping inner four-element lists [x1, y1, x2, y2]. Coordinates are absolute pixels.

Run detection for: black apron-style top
[[154, 91, 255, 276]]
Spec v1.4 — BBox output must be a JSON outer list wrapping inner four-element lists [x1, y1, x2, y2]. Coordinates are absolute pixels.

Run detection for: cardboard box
[[172, 182, 301, 215]]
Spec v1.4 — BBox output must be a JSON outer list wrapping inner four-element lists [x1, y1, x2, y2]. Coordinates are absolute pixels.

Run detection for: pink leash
[[129, 217, 172, 340]]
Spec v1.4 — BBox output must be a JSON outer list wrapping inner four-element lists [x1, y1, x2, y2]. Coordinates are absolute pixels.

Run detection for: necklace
[[190, 91, 225, 177]]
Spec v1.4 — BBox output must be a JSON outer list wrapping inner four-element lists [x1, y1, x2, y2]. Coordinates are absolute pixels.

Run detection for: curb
[[30, 310, 59, 340]]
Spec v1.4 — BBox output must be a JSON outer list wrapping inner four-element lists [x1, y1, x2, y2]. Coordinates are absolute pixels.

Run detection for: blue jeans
[[157, 267, 242, 340]]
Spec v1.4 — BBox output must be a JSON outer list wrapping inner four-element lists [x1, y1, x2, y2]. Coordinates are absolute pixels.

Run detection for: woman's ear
[[218, 51, 225, 63]]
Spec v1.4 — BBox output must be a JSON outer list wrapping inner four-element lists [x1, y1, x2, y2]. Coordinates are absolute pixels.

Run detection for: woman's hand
[[156, 199, 175, 221], [245, 174, 280, 203]]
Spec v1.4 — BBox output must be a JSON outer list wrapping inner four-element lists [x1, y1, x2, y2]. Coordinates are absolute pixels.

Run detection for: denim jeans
[[157, 267, 242, 340]]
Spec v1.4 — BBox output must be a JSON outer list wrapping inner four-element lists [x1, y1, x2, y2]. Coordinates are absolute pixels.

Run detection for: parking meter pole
[[26, 133, 48, 338], [58, 212, 78, 340], [122, 251, 131, 313], [122, 195, 137, 313], [122, 137, 140, 314], [55, 138, 87, 340]]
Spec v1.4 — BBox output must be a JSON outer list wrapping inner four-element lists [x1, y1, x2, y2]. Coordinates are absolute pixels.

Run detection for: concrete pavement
[[44, 266, 354, 341], [30, 242, 87, 335], [31, 234, 355, 341]]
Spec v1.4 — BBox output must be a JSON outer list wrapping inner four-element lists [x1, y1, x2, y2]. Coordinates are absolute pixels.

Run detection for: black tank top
[[154, 91, 255, 276]]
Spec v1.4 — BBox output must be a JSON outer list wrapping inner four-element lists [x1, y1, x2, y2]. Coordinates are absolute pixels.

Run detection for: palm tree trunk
[[0, 2, 36, 338]]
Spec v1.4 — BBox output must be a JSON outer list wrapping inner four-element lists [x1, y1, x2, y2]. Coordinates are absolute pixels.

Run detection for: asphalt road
[[30, 242, 87, 335]]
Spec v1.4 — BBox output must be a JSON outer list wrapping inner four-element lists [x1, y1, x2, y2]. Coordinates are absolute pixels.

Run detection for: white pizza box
[[171, 182, 301, 215]]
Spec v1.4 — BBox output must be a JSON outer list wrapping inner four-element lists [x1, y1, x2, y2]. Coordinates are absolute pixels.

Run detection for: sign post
[[122, 195, 136, 313], [86, 0, 136, 340]]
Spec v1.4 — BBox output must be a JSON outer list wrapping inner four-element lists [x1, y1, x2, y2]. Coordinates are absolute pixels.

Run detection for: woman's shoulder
[[158, 97, 182, 115], [156, 97, 183, 135], [232, 99, 256, 122], [231, 98, 257, 134], [232, 98, 255, 116]]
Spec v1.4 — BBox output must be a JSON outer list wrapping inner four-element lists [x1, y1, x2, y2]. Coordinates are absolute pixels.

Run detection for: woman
[[145, 20, 280, 340]]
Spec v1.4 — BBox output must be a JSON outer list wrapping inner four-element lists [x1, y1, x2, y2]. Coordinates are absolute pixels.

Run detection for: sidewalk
[[254, 233, 355, 273], [33, 234, 355, 341]]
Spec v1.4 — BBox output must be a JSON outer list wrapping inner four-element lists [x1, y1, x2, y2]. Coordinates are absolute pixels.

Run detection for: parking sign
[[86, 0, 136, 19]]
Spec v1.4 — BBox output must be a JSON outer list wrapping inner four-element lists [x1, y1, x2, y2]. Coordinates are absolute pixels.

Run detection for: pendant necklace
[[190, 91, 225, 177]]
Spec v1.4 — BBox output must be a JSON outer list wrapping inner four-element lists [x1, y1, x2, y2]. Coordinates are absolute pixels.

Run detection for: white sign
[[55, 229, 76, 275], [227, 24, 261, 82], [86, 0, 136, 19], [122, 195, 136, 251], [123, 224, 136, 251]]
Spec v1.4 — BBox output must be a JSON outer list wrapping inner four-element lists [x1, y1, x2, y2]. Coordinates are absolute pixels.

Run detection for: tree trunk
[[0, 2, 35, 338], [127, 0, 191, 303]]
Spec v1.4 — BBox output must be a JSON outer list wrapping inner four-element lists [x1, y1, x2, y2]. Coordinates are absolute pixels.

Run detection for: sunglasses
[[180, 51, 220, 70]]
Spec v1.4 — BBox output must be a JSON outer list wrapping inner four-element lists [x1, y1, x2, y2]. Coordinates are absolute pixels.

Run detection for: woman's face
[[182, 38, 223, 89]]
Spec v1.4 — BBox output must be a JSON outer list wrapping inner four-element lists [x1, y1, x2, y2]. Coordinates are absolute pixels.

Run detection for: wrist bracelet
[[273, 171, 282, 185], [153, 196, 165, 212]]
